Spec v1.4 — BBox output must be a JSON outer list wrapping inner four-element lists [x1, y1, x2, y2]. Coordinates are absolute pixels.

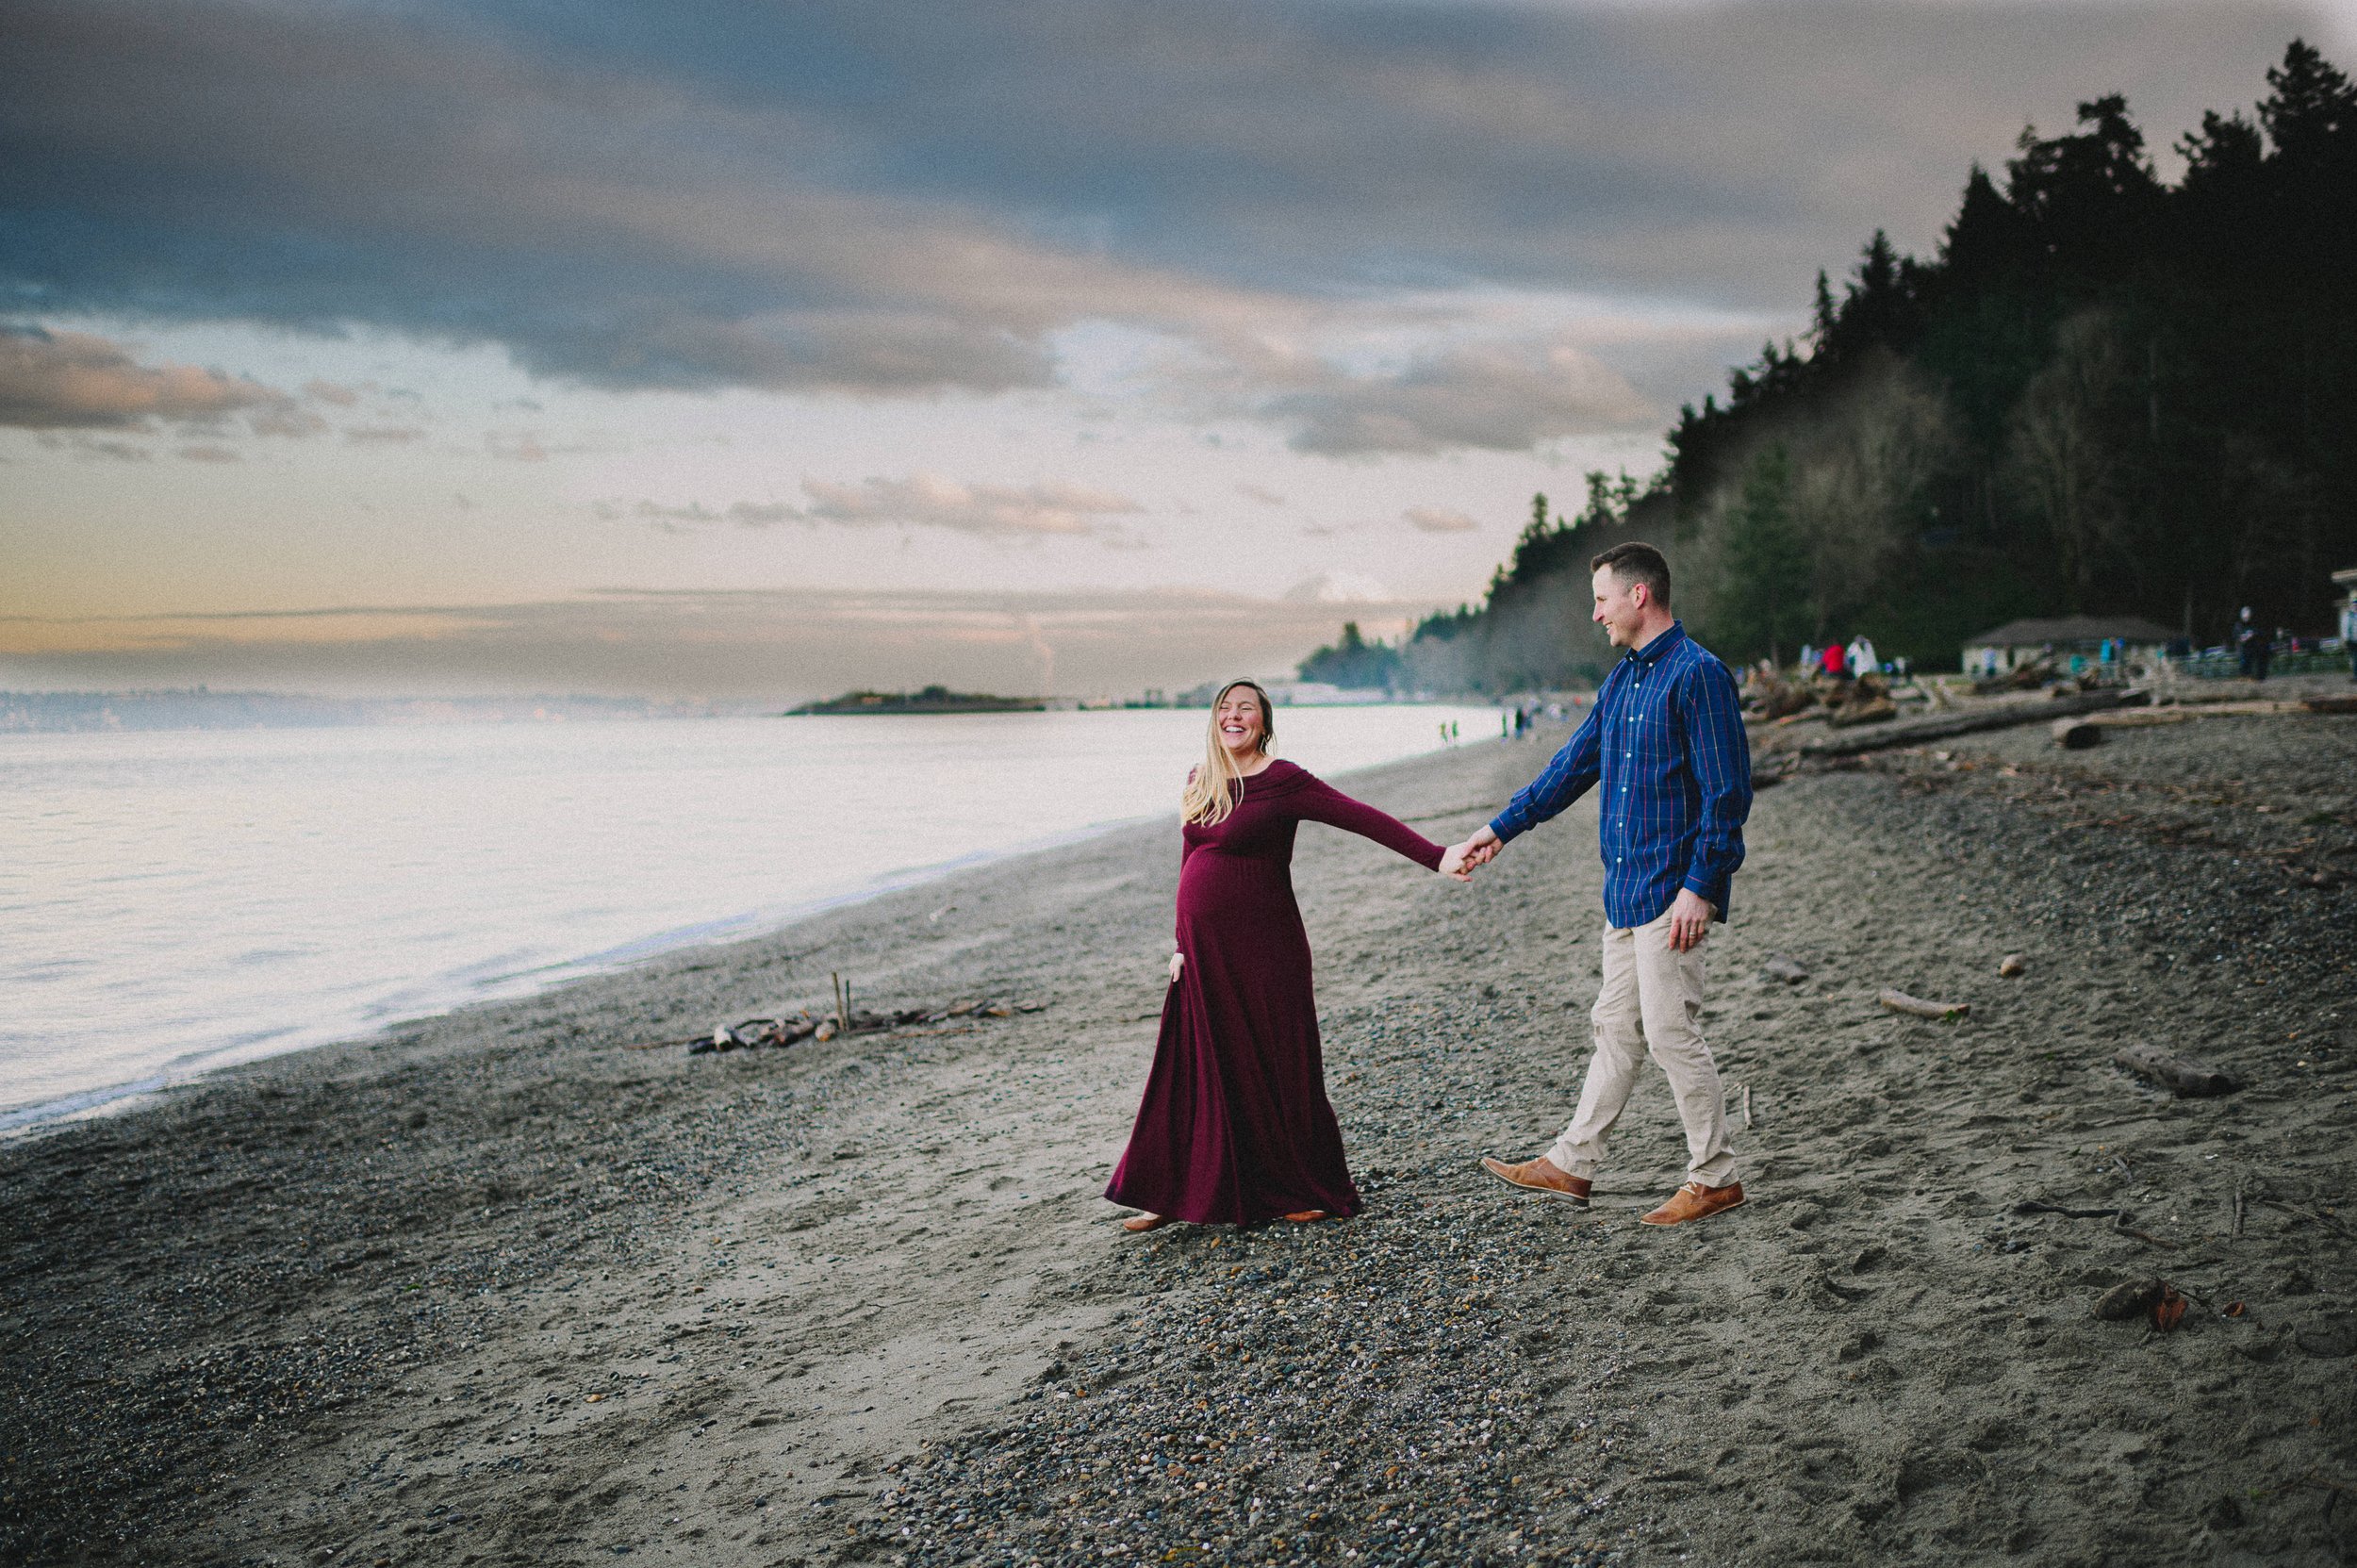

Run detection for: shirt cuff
[[1489, 812, 1526, 846]]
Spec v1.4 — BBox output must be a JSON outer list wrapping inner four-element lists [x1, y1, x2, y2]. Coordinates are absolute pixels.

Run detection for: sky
[[0, 0, 2342, 701]]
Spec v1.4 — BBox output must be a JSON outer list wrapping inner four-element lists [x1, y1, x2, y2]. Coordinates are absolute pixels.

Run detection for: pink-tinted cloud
[[0, 325, 288, 431], [1405, 505, 1479, 533]]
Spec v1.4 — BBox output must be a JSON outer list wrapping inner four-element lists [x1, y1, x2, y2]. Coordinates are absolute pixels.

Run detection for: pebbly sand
[[5, 709, 2355, 1566]]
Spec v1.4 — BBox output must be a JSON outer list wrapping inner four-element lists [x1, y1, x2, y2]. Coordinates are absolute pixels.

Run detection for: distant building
[[1959, 616, 2179, 676]]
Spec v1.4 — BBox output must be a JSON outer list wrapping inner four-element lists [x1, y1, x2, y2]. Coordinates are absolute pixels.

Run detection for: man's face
[[1591, 566, 1648, 649]]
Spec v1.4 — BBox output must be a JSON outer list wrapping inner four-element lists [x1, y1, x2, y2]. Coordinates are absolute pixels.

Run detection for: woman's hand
[[1437, 846, 1475, 882], [1168, 950, 1184, 984]]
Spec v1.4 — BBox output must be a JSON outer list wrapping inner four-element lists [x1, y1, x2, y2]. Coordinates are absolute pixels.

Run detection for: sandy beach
[[6, 706, 2356, 1567]]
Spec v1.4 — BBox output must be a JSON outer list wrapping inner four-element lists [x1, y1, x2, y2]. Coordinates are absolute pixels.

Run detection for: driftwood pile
[[1742, 668, 1903, 727], [629, 976, 1047, 1055]]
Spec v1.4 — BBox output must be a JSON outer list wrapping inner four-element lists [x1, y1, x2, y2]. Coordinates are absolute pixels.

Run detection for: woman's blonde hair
[[1180, 679, 1276, 826]]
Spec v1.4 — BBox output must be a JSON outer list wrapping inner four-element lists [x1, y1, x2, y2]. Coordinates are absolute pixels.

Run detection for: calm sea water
[[0, 704, 1500, 1126]]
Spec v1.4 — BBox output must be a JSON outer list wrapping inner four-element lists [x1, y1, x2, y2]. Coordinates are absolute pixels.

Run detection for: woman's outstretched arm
[[1289, 774, 1446, 871]]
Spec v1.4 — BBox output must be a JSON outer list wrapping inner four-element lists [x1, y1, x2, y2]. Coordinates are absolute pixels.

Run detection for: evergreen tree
[[1405, 40, 2357, 688], [1718, 446, 1811, 666]]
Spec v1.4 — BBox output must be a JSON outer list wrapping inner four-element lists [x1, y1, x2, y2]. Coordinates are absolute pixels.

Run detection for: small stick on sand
[[2259, 1197, 2351, 1236], [2233, 1177, 2247, 1238], [1880, 988, 1970, 1020], [1741, 1083, 1753, 1130], [2114, 1043, 2240, 1097]]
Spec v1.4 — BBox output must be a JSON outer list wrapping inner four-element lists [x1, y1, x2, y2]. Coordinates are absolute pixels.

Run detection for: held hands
[[1169, 950, 1184, 985], [1439, 826, 1502, 883]]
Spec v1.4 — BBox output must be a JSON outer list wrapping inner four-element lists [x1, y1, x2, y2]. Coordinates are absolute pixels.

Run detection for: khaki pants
[[1545, 907, 1737, 1188]]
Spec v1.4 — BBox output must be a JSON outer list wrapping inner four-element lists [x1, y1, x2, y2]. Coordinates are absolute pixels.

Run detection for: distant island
[[787, 685, 1047, 716]]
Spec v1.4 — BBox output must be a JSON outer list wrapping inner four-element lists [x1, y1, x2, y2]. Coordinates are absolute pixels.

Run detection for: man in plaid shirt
[[1451, 542, 1755, 1227]]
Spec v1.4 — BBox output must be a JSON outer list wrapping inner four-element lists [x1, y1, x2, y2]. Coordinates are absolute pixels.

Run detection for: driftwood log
[[1880, 988, 1969, 1020], [2050, 718, 2103, 749], [2115, 1043, 2241, 1097], [1795, 688, 2142, 758]]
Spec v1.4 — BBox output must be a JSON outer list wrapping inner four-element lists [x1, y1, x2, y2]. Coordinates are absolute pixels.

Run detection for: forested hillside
[[1366, 40, 2355, 695]]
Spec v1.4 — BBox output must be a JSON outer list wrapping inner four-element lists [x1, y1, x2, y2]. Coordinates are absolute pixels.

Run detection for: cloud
[[1266, 338, 1653, 456], [69, 436, 152, 462], [1236, 483, 1288, 506], [303, 379, 359, 406], [176, 443, 240, 462], [0, 324, 287, 430], [1281, 570, 1394, 604], [486, 432, 548, 461], [342, 424, 426, 444], [592, 477, 1145, 536], [1405, 505, 1479, 534], [799, 474, 1146, 536], [0, 0, 2310, 439], [0, 586, 1438, 701], [248, 407, 326, 437]]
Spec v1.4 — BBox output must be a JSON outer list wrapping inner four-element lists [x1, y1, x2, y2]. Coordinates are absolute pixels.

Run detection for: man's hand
[[1666, 888, 1716, 952], [1445, 826, 1502, 875], [1168, 950, 1184, 985]]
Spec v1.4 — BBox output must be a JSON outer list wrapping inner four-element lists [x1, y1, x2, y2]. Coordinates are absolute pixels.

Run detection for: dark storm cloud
[[0, 0, 2319, 437]]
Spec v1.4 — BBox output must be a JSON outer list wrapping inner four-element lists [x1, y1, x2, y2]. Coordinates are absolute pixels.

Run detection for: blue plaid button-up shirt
[[1490, 621, 1753, 928]]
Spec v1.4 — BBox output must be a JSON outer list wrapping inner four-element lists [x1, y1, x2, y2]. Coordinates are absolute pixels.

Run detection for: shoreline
[[2, 711, 1499, 1135], [0, 808, 1165, 1138], [5, 720, 2353, 1565]]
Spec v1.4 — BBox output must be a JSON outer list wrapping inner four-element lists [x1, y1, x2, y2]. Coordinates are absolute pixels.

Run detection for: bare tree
[[2004, 309, 2134, 604]]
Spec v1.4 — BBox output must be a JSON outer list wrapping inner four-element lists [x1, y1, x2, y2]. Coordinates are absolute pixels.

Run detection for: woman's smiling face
[[1215, 685, 1267, 758]]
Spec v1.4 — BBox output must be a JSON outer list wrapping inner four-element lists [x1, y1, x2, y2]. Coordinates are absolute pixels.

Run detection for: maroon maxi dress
[[1105, 760, 1444, 1225]]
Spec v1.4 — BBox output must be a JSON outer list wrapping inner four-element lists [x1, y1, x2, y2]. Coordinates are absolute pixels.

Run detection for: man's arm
[[1455, 698, 1605, 868], [1675, 657, 1753, 919]]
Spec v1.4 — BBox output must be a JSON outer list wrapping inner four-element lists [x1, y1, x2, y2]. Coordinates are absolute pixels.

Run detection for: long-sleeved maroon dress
[[1106, 760, 1444, 1225]]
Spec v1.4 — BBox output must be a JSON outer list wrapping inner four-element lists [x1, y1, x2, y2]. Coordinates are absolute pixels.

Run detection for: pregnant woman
[[1107, 680, 1471, 1231]]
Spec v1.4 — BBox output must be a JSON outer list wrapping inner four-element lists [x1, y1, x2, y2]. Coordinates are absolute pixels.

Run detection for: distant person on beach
[[2343, 596, 2357, 681], [2237, 608, 2272, 681], [1447, 543, 1755, 1227], [1107, 680, 1475, 1232], [1821, 642, 1846, 681]]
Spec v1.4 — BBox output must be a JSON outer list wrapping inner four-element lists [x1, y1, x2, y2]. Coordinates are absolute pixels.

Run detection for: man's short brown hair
[[1591, 541, 1672, 607]]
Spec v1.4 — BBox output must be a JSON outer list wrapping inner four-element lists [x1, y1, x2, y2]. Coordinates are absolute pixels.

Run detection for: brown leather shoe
[[1281, 1210, 1328, 1224], [1121, 1213, 1169, 1232], [1640, 1180, 1745, 1226], [1479, 1154, 1591, 1207]]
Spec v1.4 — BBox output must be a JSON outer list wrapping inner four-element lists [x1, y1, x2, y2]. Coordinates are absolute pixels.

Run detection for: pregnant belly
[[1178, 852, 1295, 925]]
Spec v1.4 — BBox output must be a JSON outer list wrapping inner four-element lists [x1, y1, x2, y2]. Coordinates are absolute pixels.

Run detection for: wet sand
[[5, 711, 2354, 1566]]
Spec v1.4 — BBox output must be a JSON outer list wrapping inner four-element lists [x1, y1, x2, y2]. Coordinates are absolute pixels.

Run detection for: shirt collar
[[1625, 619, 1687, 668]]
